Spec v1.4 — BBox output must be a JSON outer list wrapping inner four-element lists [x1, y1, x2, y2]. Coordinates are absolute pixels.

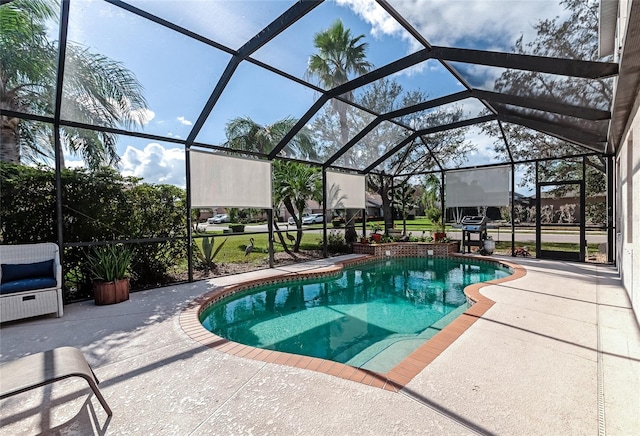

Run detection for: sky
[[54, 0, 569, 190]]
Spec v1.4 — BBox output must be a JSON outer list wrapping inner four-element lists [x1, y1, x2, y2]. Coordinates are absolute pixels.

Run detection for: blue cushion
[[1, 260, 54, 284], [0, 277, 58, 294]]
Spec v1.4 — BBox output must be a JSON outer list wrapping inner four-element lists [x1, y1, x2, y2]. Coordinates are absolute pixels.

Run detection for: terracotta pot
[[371, 233, 382, 242], [360, 237, 369, 244], [94, 278, 130, 305], [433, 232, 446, 241]]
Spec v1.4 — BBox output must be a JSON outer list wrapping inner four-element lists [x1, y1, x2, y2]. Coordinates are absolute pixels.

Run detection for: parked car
[[288, 214, 308, 226], [288, 213, 325, 226], [208, 214, 229, 224], [303, 213, 325, 224]]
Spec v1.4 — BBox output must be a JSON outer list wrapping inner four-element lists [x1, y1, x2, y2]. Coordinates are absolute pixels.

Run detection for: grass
[[195, 220, 605, 263], [492, 240, 600, 255], [194, 232, 323, 263]]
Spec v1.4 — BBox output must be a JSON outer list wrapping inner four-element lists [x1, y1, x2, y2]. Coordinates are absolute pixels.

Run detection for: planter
[[93, 278, 130, 305], [360, 237, 369, 244], [371, 233, 382, 243], [353, 241, 460, 257], [433, 232, 446, 241]]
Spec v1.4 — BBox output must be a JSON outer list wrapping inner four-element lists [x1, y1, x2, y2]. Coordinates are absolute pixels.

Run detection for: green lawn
[[194, 232, 323, 263]]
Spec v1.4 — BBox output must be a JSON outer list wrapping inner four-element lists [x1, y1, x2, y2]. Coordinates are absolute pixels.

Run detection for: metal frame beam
[[473, 89, 611, 121], [430, 46, 618, 79], [498, 113, 606, 153], [361, 115, 495, 174]]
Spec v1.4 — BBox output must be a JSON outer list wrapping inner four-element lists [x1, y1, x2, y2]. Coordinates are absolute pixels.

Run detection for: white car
[[288, 214, 307, 226], [303, 213, 325, 224], [208, 214, 229, 224]]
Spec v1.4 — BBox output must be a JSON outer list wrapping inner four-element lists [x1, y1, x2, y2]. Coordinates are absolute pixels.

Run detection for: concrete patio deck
[[1, 255, 638, 435]]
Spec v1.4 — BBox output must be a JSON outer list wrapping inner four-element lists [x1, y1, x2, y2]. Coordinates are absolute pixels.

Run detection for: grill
[[461, 215, 488, 253]]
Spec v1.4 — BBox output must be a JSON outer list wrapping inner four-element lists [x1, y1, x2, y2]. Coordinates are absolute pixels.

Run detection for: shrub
[[326, 231, 349, 253], [228, 223, 245, 233], [1, 163, 187, 301]]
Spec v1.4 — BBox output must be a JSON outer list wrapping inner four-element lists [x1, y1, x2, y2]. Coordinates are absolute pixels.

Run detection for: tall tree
[[307, 19, 373, 145], [0, 0, 148, 168], [312, 78, 472, 233], [306, 19, 373, 243], [392, 181, 416, 236], [482, 0, 610, 192]]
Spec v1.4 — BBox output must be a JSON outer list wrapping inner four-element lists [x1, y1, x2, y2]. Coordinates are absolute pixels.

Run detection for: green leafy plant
[[194, 237, 228, 272], [86, 244, 133, 282], [326, 231, 349, 254]]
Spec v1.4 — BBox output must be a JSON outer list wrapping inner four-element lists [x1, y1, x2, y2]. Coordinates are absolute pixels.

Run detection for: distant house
[[365, 192, 383, 218], [274, 191, 385, 222]]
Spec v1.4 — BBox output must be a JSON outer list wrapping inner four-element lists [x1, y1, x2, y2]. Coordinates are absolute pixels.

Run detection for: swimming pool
[[199, 257, 511, 373]]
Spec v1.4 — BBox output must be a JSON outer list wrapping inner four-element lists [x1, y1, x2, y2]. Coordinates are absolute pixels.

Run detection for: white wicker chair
[[0, 243, 63, 323]]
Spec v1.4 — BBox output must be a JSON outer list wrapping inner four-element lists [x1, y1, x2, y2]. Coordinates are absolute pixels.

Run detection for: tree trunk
[[380, 176, 393, 235], [368, 174, 393, 235], [273, 221, 297, 259], [283, 197, 302, 252], [0, 115, 21, 163], [336, 104, 358, 244]]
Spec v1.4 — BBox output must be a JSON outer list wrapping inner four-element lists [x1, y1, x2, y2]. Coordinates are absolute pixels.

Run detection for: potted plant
[[369, 222, 383, 243], [86, 244, 133, 305], [426, 207, 446, 241], [433, 223, 447, 242]]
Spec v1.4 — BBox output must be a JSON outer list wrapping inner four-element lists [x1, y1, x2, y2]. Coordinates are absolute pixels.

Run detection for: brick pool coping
[[179, 255, 526, 392]]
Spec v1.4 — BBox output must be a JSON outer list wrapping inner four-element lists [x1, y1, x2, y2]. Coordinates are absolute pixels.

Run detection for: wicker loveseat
[[0, 243, 63, 323]]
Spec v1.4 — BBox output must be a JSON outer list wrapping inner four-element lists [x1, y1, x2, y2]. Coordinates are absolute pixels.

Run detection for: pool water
[[200, 257, 511, 372]]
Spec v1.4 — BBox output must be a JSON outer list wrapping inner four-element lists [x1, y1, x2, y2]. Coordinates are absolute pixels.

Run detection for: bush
[[1, 163, 187, 301], [326, 231, 349, 254], [228, 223, 245, 233]]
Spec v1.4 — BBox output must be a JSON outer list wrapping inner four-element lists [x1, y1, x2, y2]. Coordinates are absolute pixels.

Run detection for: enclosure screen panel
[[326, 171, 366, 209], [190, 151, 272, 208], [445, 166, 510, 207]]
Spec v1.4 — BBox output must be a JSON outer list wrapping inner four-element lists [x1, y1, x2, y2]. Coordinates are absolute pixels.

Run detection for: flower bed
[[352, 240, 460, 257]]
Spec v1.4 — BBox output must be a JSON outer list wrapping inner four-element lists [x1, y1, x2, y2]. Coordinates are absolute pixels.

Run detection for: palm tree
[[224, 116, 321, 252], [306, 19, 373, 244], [224, 116, 317, 160], [306, 19, 373, 145], [0, 0, 148, 168], [272, 160, 322, 252]]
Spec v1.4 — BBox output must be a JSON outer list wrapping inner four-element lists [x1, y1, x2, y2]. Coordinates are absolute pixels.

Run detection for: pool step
[[344, 304, 470, 373]]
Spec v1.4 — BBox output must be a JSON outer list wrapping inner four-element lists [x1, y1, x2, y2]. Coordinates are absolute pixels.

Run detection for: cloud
[[463, 125, 506, 164], [120, 143, 185, 187], [336, 0, 405, 39], [177, 116, 193, 126], [340, 0, 565, 52]]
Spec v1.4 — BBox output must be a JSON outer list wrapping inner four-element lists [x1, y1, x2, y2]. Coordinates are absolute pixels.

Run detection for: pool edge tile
[[181, 254, 527, 391]]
